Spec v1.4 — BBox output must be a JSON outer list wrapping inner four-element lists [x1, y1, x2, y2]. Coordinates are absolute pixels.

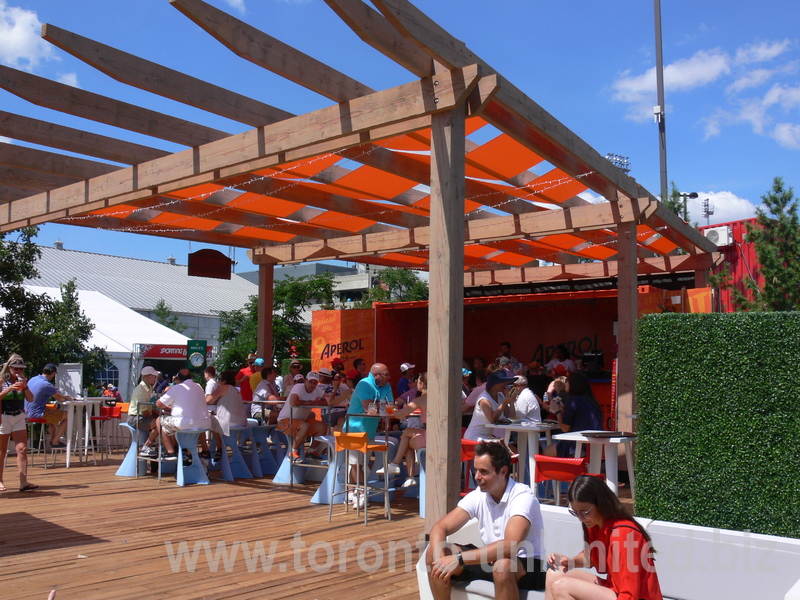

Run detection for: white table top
[[553, 430, 637, 443]]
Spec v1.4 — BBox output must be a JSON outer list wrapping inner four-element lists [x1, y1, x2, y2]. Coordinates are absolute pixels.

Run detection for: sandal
[[19, 483, 39, 492]]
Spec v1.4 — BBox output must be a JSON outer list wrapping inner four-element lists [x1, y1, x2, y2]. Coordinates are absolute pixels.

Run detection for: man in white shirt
[[276, 371, 331, 462], [156, 369, 211, 460], [203, 366, 218, 396], [510, 375, 542, 422], [426, 441, 546, 598]]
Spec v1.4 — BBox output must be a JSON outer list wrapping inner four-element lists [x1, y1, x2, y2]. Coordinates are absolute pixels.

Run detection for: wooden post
[[616, 221, 637, 434], [257, 263, 274, 360], [425, 105, 466, 530]]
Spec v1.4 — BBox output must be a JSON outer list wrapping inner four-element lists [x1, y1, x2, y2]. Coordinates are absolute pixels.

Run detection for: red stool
[[91, 405, 122, 463], [533, 454, 588, 506]]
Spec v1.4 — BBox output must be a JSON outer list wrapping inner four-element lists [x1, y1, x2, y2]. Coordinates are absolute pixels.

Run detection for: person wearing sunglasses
[[0, 354, 37, 492], [546, 474, 663, 600]]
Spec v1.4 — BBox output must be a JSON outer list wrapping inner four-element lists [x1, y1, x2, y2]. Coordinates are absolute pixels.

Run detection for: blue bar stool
[[250, 424, 280, 476], [115, 423, 148, 477], [175, 429, 210, 486], [237, 421, 263, 477]]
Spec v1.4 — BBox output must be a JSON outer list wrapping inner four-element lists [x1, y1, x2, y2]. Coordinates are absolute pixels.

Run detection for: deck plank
[[0, 456, 424, 600]]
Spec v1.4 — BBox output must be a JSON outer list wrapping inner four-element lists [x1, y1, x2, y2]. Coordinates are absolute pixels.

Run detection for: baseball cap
[[513, 375, 528, 386], [462, 368, 472, 377], [306, 371, 320, 382], [254, 358, 265, 367], [8, 357, 26, 368], [318, 367, 333, 377], [290, 359, 302, 367], [293, 374, 305, 382], [400, 362, 416, 372], [330, 357, 344, 366], [141, 366, 160, 377], [486, 371, 516, 390], [346, 369, 360, 380], [498, 357, 510, 366]]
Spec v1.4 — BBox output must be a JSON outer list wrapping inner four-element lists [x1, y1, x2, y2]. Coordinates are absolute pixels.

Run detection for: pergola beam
[[170, 0, 375, 103], [252, 197, 656, 264], [42, 24, 294, 127], [0, 111, 169, 165], [1, 64, 487, 231], [0, 66, 228, 147], [0, 144, 121, 180]]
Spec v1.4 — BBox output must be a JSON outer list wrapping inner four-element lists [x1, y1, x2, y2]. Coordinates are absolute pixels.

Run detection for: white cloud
[[222, 0, 246, 13], [735, 39, 791, 65], [56, 71, 79, 88], [762, 83, 800, 111], [0, 1, 58, 71], [726, 68, 776, 94], [772, 122, 800, 150], [612, 49, 730, 122], [687, 190, 757, 225]]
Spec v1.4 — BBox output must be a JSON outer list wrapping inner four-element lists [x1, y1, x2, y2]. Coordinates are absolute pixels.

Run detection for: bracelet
[[457, 552, 465, 567]]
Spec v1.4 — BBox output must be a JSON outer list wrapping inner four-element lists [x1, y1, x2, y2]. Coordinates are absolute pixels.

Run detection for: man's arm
[[426, 506, 471, 578]]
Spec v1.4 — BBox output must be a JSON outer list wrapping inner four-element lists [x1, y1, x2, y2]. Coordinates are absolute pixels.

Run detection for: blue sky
[[1, 0, 798, 271]]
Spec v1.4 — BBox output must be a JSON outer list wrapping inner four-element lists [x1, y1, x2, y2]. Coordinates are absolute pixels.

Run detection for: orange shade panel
[[466, 133, 544, 180]]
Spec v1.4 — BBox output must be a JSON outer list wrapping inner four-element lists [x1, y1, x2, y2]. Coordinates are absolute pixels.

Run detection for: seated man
[[131, 366, 161, 457], [252, 366, 282, 425], [276, 371, 330, 462], [426, 441, 546, 599], [156, 369, 211, 460], [25, 363, 73, 448]]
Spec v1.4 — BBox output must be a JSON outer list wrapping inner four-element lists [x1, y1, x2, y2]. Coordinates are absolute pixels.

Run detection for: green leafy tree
[[736, 177, 800, 311], [354, 267, 428, 307], [663, 180, 689, 221], [153, 298, 189, 334], [0, 228, 107, 384], [215, 272, 336, 371]]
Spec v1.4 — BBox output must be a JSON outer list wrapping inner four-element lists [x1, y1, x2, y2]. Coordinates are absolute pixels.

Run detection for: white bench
[[417, 505, 800, 600]]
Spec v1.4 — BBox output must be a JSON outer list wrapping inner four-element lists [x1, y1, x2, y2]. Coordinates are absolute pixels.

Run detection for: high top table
[[552, 430, 637, 499], [62, 398, 104, 468], [493, 421, 562, 485]]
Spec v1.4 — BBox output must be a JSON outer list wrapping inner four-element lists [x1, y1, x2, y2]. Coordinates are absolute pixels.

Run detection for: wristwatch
[[457, 552, 465, 567]]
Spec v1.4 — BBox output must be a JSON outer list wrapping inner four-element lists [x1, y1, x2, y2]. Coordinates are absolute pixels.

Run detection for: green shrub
[[636, 312, 800, 538]]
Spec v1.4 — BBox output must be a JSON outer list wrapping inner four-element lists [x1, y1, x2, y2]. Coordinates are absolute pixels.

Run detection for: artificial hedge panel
[[636, 312, 800, 538]]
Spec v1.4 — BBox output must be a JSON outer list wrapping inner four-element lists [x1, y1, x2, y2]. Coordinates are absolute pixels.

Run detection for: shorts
[[43, 408, 66, 426], [277, 417, 327, 437], [127, 414, 154, 431], [0, 411, 27, 434], [450, 544, 546, 591], [322, 407, 348, 426], [159, 415, 181, 435]]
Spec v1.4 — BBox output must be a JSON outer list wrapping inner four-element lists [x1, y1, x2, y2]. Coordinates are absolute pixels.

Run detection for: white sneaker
[[376, 463, 401, 475], [401, 477, 418, 488], [356, 490, 367, 509]]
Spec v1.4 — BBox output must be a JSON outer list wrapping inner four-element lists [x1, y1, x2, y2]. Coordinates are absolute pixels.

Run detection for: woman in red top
[[545, 474, 663, 600]]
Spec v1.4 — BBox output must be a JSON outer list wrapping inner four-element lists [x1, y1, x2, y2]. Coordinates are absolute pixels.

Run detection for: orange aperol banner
[[687, 288, 712, 313], [311, 309, 375, 371]]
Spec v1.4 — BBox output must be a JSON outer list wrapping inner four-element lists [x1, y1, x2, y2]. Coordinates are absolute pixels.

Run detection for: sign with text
[[311, 309, 375, 371]]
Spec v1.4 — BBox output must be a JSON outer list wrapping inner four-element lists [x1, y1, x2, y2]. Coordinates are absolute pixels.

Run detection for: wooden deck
[[0, 454, 425, 600]]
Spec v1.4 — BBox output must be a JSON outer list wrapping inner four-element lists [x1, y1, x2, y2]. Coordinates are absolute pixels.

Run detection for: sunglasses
[[568, 506, 593, 519]]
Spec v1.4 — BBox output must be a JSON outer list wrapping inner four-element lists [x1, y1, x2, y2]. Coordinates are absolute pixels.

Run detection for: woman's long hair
[[0, 354, 24, 382], [567, 474, 654, 549]]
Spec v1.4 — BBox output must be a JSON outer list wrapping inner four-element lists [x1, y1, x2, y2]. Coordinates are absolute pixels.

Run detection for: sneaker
[[290, 450, 302, 462], [376, 463, 401, 476], [163, 452, 178, 461], [306, 449, 325, 461], [139, 446, 157, 457], [356, 490, 367, 509], [401, 477, 418, 488], [50, 442, 67, 449]]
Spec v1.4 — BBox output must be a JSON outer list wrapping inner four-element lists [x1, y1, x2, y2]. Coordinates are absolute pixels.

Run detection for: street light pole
[[654, 0, 668, 203]]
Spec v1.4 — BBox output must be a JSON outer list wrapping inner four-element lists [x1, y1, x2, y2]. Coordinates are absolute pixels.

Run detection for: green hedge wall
[[636, 312, 800, 538]]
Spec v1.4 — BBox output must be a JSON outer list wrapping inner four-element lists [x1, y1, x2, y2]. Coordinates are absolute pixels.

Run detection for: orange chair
[[328, 431, 391, 526], [460, 437, 480, 497], [533, 454, 588, 506]]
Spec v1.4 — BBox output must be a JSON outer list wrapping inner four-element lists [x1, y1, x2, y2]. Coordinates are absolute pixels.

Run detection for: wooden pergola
[[0, 0, 717, 527]]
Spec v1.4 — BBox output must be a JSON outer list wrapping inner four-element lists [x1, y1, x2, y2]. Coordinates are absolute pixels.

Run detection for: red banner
[[138, 344, 212, 359]]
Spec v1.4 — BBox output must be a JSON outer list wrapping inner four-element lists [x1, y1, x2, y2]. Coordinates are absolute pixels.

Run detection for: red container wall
[[700, 219, 761, 312]]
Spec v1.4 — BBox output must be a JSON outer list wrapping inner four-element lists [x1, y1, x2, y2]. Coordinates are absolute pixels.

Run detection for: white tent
[[25, 286, 189, 400]]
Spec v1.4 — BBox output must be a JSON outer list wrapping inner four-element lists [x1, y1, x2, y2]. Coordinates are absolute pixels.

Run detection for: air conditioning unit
[[703, 225, 733, 247]]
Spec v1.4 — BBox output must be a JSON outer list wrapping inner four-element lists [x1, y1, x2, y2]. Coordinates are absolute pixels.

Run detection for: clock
[[189, 351, 205, 368]]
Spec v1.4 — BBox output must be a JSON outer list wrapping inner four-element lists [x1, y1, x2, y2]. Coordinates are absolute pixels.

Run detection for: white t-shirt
[[545, 358, 576, 374], [457, 478, 544, 559], [464, 391, 504, 441], [277, 382, 325, 421], [514, 388, 541, 422], [204, 378, 218, 396], [159, 380, 211, 429]]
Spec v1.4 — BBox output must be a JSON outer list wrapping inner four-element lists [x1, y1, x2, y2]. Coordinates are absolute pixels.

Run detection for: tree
[[354, 267, 428, 307], [735, 177, 800, 311], [215, 272, 336, 371], [0, 228, 107, 384], [153, 298, 189, 334], [663, 180, 690, 222]]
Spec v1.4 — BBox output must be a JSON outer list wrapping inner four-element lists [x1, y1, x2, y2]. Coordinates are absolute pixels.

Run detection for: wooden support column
[[616, 221, 637, 433], [426, 104, 466, 530], [257, 263, 274, 360], [694, 268, 709, 288]]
